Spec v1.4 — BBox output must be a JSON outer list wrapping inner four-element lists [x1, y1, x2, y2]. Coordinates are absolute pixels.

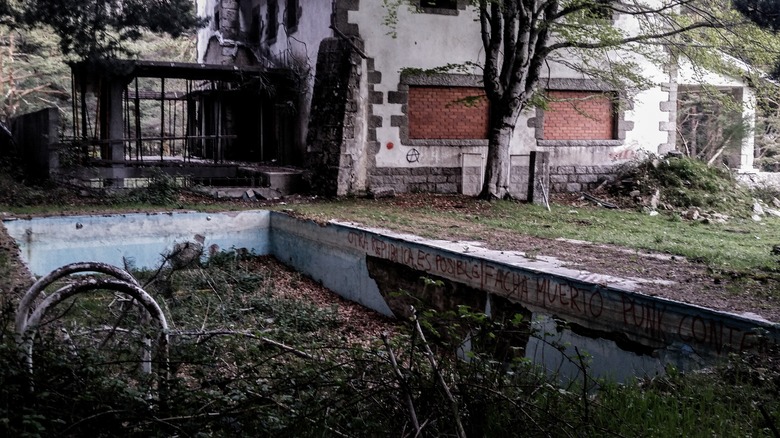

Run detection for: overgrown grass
[[594, 353, 780, 437], [1, 252, 779, 436]]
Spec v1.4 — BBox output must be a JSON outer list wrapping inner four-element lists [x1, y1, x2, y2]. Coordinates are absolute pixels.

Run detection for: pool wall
[[5, 210, 779, 381]]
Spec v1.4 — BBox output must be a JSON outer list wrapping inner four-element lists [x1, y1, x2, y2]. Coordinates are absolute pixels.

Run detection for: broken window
[[267, 0, 278, 41], [212, 5, 220, 31], [285, 0, 300, 32], [542, 90, 617, 140], [249, 5, 261, 44], [420, 0, 457, 9]]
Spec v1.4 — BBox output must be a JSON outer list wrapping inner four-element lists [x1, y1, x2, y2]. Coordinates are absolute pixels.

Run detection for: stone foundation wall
[[368, 167, 461, 194], [549, 165, 616, 193]]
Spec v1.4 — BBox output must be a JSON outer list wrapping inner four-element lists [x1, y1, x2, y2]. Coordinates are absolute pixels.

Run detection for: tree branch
[[547, 21, 724, 53], [411, 306, 467, 438], [381, 332, 421, 436]]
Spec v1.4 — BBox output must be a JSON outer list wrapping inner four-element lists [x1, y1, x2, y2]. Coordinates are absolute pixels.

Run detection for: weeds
[[0, 257, 779, 436], [611, 155, 753, 214], [126, 170, 180, 206]]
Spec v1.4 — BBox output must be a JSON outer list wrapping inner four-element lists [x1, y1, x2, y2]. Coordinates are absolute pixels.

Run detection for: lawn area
[[288, 195, 780, 275]]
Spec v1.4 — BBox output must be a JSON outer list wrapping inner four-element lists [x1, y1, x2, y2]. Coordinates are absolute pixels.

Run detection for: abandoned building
[[193, 0, 759, 198], [1, 57, 305, 196], [2, 1, 759, 197]]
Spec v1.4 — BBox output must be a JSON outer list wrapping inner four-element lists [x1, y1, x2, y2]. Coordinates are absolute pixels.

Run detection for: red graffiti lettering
[[536, 278, 549, 303], [483, 264, 495, 290], [588, 292, 603, 318], [348, 231, 368, 250]]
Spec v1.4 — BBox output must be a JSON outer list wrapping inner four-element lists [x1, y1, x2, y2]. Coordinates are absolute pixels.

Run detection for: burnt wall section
[[9, 107, 60, 182], [305, 37, 367, 196]]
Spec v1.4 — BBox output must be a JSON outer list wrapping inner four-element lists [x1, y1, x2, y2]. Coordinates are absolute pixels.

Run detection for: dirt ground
[[1, 192, 778, 323]]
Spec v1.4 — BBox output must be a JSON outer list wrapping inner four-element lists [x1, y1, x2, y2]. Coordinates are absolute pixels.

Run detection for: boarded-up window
[[408, 86, 489, 140], [543, 90, 616, 140]]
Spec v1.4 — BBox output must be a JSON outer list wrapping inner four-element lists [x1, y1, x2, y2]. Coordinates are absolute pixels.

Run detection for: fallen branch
[[172, 330, 320, 361], [582, 192, 618, 209], [538, 177, 551, 212]]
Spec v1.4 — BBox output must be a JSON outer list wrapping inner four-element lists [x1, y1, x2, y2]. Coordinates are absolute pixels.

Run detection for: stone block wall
[[218, 0, 239, 40], [509, 161, 530, 200], [305, 37, 364, 196], [548, 165, 615, 193], [368, 167, 461, 194]]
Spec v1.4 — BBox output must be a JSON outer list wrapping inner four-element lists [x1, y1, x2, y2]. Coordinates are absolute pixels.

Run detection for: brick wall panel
[[408, 86, 489, 139], [543, 91, 615, 140]]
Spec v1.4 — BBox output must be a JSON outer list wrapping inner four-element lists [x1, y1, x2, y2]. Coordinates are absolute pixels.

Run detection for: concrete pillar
[[528, 151, 550, 205], [108, 82, 125, 163], [98, 79, 126, 187]]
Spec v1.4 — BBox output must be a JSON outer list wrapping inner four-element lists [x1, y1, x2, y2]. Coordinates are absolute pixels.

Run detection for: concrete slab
[[260, 170, 303, 195]]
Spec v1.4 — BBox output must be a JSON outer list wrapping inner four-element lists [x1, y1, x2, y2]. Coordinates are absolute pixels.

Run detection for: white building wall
[[196, 0, 218, 62], [350, 3, 489, 169], [195, 0, 757, 193], [349, 2, 674, 172], [260, 0, 333, 159]]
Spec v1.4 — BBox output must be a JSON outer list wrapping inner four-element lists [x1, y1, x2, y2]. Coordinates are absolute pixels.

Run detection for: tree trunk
[[479, 122, 513, 200]]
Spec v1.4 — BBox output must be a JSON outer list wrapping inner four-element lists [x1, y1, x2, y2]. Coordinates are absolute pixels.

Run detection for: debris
[[707, 213, 729, 224], [753, 200, 765, 216], [766, 208, 780, 218], [582, 192, 618, 209], [684, 208, 700, 221], [243, 189, 256, 201], [170, 240, 204, 269], [253, 187, 282, 200], [369, 187, 396, 199], [752, 214, 763, 222], [629, 190, 641, 198], [650, 189, 660, 209], [538, 177, 551, 212], [648, 210, 659, 216], [773, 197, 780, 208]]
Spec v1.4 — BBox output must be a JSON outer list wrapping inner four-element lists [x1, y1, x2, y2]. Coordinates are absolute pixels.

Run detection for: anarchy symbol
[[406, 148, 420, 163]]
